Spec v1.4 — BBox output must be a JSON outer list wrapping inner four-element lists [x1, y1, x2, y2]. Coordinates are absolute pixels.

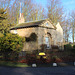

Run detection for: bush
[[0, 32, 4, 37], [0, 33, 25, 61], [40, 44, 47, 51], [51, 56, 58, 62], [71, 48, 75, 53], [64, 44, 72, 50], [73, 45, 75, 48], [51, 45, 59, 49]]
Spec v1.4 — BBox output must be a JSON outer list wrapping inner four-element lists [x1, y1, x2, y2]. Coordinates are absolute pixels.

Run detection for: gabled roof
[[10, 19, 56, 30]]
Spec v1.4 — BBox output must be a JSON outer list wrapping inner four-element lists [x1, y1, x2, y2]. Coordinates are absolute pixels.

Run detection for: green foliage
[[0, 33, 25, 60], [0, 8, 7, 33], [0, 8, 14, 33], [0, 33, 25, 52], [0, 8, 7, 21], [0, 61, 29, 67], [0, 32, 4, 37], [71, 45, 75, 53], [51, 56, 58, 62], [73, 45, 75, 48], [64, 44, 72, 50]]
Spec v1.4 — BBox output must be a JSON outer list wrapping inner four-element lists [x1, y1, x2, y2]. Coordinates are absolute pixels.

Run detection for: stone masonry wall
[[10, 22, 64, 51]]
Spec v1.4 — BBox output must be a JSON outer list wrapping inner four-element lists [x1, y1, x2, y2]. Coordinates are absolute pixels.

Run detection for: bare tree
[[47, 0, 64, 24], [70, 10, 75, 44], [63, 18, 72, 42]]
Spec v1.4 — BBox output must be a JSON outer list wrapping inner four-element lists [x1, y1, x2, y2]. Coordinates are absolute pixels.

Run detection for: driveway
[[0, 66, 75, 75]]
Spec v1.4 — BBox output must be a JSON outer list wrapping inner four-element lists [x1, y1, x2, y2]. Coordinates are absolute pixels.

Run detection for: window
[[46, 23, 48, 26], [45, 37, 50, 48], [14, 30, 17, 34]]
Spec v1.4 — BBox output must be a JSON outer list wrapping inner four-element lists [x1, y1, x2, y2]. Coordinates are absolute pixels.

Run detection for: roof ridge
[[18, 19, 47, 24], [10, 18, 54, 30], [16, 19, 47, 26]]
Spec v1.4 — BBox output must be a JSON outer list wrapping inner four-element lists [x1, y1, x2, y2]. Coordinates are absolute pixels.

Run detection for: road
[[0, 66, 75, 75]]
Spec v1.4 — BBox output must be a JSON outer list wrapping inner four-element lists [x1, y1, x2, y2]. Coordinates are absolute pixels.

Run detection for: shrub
[[0, 33, 25, 61], [73, 45, 75, 48], [71, 48, 75, 53], [0, 32, 4, 37], [51, 56, 58, 62], [40, 44, 47, 51], [64, 44, 72, 50], [51, 45, 59, 49]]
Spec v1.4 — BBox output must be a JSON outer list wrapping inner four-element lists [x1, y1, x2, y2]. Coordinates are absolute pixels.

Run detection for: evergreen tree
[[0, 33, 25, 60], [0, 8, 13, 34]]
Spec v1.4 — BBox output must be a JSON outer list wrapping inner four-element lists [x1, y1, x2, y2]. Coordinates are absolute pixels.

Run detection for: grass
[[0, 56, 3, 58], [0, 61, 52, 67], [0, 61, 30, 67]]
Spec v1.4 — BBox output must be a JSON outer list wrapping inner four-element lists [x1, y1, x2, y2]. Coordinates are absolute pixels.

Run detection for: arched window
[[45, 23, 49, 26], [44, 32, 52, 49], [45, 37, 50, 48], [26, 33, 37, 42]]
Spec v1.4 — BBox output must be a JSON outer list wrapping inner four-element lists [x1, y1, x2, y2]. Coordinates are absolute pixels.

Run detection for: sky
[[61, 0, 75, 12], [34, 0, 75, 13]]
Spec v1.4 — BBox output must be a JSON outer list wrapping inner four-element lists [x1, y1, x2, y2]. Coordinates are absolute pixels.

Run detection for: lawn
[[0, 60, 54, 67], [0, 61, 30, 67]]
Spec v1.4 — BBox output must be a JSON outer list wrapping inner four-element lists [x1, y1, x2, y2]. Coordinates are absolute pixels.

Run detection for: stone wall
[[23, 41, 38, 51], [10, 22, 64, 51], [10, 27, 38, 37]]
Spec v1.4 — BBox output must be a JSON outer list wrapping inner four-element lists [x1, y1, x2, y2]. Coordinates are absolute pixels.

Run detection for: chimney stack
[[19, 13, 25, 24], [18, 3, 25, 24]]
